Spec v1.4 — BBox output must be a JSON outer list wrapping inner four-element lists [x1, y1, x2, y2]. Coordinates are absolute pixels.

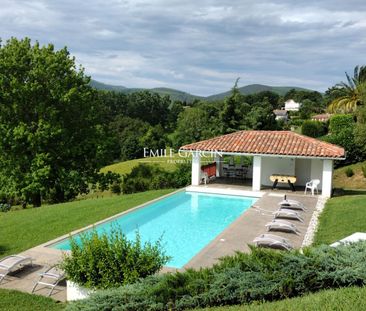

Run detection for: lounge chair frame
[[265, 219, 300, 235], [278, 199, 307, 211], [31, 266, 65, 297], [0, 255, 33, 284], [273, 208, 304, 222], [253, 234, 293, 250]]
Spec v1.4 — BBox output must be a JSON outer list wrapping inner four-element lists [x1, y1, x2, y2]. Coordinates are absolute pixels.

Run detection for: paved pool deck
[[0, 187, 320, 302]]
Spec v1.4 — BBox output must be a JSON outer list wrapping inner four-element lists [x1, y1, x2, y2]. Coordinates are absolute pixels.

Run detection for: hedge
[[67, 242, 366, 310]]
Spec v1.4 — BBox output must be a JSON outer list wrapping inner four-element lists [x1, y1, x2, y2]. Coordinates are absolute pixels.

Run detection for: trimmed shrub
[[60, 228, 170, 289], [67, 242, 366, 311], [301, 120, 327, 138], [345, 167, 354, 177], [329, 114, 354, 135]]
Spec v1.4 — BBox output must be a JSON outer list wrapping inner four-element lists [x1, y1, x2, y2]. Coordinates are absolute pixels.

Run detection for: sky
[[1, 0, 365, 96]]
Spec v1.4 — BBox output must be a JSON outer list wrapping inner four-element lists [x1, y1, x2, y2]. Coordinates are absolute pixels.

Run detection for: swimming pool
[[51, 191, 257, 268]]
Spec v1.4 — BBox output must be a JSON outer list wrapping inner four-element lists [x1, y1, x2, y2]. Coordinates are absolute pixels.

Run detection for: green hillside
[[90, 79, 127, 92], [90, 80, 314, 103], [206, 84, 312, 101]]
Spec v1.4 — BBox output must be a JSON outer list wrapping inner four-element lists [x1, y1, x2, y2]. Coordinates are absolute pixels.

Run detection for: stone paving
[[0, 187, 320, 302]]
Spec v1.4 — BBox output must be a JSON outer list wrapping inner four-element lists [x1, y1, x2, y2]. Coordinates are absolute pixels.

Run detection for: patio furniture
[[201, 171, 209, 184], [273, 208, 304, 222], [304, 179, 320, 195], [0, 255, 33, 284], [278, 197, 307, 211], [265, 219, 300, 235], [31, 266, 65, 297], [253, 234, 293, 250], [270, 174, 297, 191]]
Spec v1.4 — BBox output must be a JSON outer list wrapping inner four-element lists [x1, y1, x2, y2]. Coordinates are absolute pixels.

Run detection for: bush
[[0, 203, 11, 212], [121, 163, 191, 194], [362, 166, 366, 178], [329, 114, 354, 135], [60, 228, 170, 289], [301, 120, 327, 138], [67, 242, 366, 311], [345, 167, 354, 177]]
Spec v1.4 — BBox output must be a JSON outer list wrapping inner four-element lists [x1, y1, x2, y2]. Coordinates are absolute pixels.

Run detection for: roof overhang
[[178, 149, 346, 161]]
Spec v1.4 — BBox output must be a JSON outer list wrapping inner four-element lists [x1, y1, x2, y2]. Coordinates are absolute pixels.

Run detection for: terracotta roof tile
[[179, 130, 345, 159]]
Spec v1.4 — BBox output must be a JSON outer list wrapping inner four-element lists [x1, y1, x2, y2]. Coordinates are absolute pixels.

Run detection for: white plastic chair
[[304, 179, 320, 195], [201, 171, 209, 184]]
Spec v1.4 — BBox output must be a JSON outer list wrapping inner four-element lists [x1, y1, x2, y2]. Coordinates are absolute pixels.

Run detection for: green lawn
[[313, 194, 366, 245], [0, 289, 65, 311], [0, 189, 174, 257], [333, 161, 366, 190], [196, 286, 366, 311], [101, 154, 182, 175]]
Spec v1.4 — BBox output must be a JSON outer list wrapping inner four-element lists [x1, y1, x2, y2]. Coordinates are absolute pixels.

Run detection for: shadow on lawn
[[0, 245, 9, 256], [333, 188, 366, 197]]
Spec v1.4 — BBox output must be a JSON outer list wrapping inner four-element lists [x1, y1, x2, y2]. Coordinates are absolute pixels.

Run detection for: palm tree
[[328, 66, 366, 113]]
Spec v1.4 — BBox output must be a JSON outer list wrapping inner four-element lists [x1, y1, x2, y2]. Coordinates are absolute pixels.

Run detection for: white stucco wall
[[310, 159, 323, 190], [295, 159, 312, 186], [260, 157, 295, 187]]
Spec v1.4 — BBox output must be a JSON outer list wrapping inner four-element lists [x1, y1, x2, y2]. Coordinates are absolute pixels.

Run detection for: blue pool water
[[51, 191, 257, 268]]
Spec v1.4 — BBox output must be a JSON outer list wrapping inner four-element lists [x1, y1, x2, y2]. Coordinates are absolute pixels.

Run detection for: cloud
[[0, 0, 365, 95]]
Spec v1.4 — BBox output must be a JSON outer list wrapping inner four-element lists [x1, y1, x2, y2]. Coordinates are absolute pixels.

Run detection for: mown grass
[[333, 160, 366, 190], [196, 286, 366, 311], [0, 289, 65, 311], [101, 154, 183, 175], [313, 194, 366, 245], [0, 189, 174, 257]]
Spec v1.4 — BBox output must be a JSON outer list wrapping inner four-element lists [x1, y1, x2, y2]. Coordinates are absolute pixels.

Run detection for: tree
[[172, 108, 212, 148], [328, 65, 366, 113], [110, 116, 149, 161], [220, 78, 242, 133], [126, 91, 170, 126], [0, 38, 109, 206]]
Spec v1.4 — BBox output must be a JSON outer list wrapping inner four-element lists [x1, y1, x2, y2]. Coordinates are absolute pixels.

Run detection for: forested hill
[[206, 84, 313, 101], [90, 79, 313, 103]]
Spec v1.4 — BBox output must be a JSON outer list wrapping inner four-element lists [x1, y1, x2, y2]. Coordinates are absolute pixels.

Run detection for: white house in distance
[[179, 130, 345, 198], [285, 99, 301, 111]]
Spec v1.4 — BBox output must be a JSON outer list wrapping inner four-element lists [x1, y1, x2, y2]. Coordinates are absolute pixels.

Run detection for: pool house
[[179, 130, 345, 198]]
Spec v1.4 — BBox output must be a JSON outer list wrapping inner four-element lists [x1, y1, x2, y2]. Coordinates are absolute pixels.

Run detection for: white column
[[191, 152, 201, 186], [252, 156, 262, 191], [322, 159, 333, 197], [215, 154, 222, 177]]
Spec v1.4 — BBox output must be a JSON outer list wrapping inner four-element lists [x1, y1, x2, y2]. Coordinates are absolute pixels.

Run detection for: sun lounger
[[273, 208, 304, 222], [265, 219, 300, 235], [278, 199, 307, 211], [0, 255, 33, 284], [253, 234, 293, 250], [32, 266, 65, 297]]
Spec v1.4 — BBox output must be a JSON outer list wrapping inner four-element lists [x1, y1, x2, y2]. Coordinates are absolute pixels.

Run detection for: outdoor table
[[270, 174, 297, 191]]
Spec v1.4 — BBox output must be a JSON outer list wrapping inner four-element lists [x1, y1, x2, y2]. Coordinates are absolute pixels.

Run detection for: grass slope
[[333, 161, 366, 190], [314, 194, 366, 245], [196, 286, 366, 311], [101, 155, 182, 175], [0, 289, 64, 311], [0, 189, 174, 257]]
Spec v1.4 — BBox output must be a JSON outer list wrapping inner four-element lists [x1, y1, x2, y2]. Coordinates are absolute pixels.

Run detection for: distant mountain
[[90, 80, 127, 92], [90, 80, 314, 103], [206, 84, 313, 101], [90, 80, 202, 103]]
